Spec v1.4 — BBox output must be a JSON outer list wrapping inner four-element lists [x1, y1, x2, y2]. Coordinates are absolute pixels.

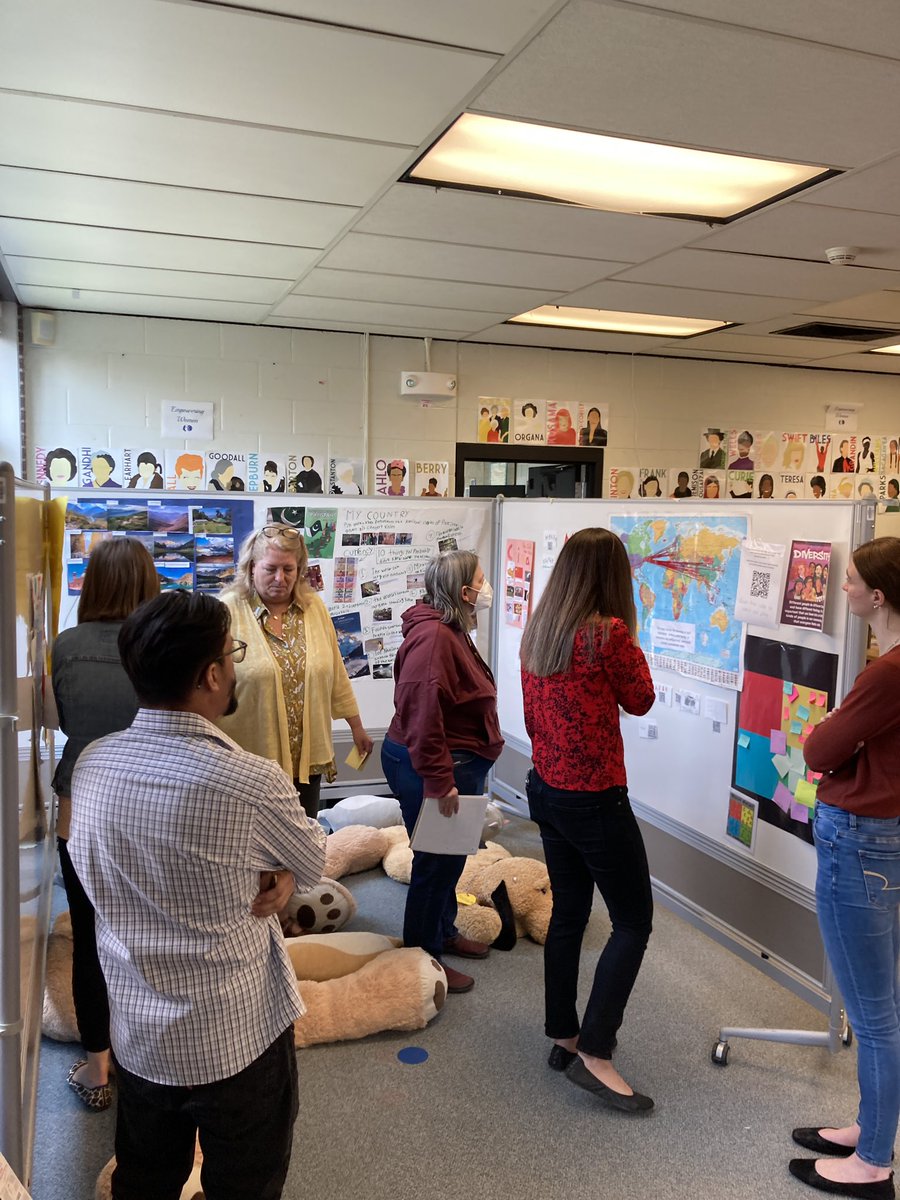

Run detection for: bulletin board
[[493, 497, 872, 896]]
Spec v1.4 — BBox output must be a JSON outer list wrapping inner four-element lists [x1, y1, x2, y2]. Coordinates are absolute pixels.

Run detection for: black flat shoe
[[793, 1129, 856, 1157], [548, 1045, 577, 1071], [565, 1056, 653, 1113], [788, 1159, 894, 1199]]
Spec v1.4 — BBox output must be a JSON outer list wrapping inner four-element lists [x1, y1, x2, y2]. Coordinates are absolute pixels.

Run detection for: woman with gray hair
[[382, 549, 504, 994], [218, 523, 372, 816]]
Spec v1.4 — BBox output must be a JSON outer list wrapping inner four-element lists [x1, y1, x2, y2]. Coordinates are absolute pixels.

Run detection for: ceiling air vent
[[771, 322, 900, 342]]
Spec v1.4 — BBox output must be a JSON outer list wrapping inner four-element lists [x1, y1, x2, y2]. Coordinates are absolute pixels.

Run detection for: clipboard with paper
[[409, 794, 489, 856]]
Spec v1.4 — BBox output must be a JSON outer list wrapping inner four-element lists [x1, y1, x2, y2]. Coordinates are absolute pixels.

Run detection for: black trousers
[[111, 1026, 299, 1200], [295, 774, 322, 818], [57, 837, 110, 1053]]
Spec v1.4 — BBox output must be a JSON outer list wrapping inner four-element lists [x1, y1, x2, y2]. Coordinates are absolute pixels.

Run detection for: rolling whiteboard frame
[[491, 497, 874, 1003], [53, 491, 494, 792]]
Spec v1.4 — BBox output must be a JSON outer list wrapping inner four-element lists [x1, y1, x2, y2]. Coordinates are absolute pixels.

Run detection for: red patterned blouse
[[522, 617, 654, 792]]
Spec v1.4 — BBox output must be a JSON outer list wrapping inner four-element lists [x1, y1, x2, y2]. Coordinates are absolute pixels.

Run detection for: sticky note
[[790, 686, 799, 702], [807, 691, 817, 704], [345, 745, 370, 770], [769, 729, 787, 754], [790, 720, 803, 735], [803, 724, 814, 738], [737, 732, 751, 749], [788, 769, 802, 792], [790, 800, 810, 823], [772, 753, 791, 778], [773, 782, 793, 813], [783, 706, 790, 721], [783, 680, 793, 695], [795, 779, 817, 808], [797, 705, 810, 721]]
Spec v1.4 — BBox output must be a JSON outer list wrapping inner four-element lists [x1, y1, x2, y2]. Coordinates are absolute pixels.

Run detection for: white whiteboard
[[495, 497, 871, 893], [55, 490, 493, 733]]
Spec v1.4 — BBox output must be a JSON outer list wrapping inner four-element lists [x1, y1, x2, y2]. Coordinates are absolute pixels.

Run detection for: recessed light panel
[[406, 113, 834, 221], [508, 306, 728, 337], [871, 344, 900, 355]]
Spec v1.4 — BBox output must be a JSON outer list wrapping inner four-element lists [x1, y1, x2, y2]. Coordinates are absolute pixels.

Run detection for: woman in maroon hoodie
[[382, 550, 503, 994]]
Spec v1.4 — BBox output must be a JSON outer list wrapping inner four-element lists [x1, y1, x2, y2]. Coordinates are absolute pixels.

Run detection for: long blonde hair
[[222, 524, 313, 609], [520, 528, 637, 677]]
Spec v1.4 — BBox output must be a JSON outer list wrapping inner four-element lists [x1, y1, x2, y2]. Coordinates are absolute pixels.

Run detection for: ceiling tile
[[666, 330, 868, 358], [263, 316, 473, 340], [0, 219, 319, 279], [3, 0, 496, 143], [0, 93, 413, 206], [290, 268, 553, 313], [0, 167, 356, 247], [804, 291, 900, 324], [8, 258, 287, 304], [792, 154, 900, 218], [356, 184, 698, 260], [319, 233, 626, 291], [208, 0, 559, 53], [463, 322, 669, 353], [15, 286, 269, 324], [475, 0, 900, 166], [557, 279, 814, 324], [272, 294, 507, 332]]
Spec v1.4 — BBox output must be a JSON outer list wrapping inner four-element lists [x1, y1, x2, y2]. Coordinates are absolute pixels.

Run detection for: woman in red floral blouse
[[520, 527, 656, 1113]]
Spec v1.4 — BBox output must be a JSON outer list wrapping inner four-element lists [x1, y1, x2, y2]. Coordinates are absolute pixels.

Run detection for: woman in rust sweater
[[521, 528, 655, 1114], [791, 537, 900, 1200]]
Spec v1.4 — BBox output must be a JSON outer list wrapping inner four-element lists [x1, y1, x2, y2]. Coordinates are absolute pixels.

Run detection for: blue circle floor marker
[[397, 1046, 429, 1065]]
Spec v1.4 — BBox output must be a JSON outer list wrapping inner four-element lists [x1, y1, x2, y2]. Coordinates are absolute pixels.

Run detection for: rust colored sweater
[[803, 646, 900, 817]]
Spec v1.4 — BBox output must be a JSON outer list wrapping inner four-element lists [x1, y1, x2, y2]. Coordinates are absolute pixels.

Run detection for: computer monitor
[[526, 464, 578, 498]]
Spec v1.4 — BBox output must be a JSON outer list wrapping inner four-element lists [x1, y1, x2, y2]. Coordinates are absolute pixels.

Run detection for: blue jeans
[[814, 801, 900, 1169], [111, 1026, 298, 1200], [381, 737, 492, 960], [527, 769, 653, 1059]]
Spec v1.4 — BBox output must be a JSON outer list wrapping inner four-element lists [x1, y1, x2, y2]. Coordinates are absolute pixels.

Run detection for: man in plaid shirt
[[69, 590, 326, 1200]]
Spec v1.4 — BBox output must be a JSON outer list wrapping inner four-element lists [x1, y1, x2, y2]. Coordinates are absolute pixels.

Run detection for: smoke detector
[[825, 246, 859, 266]]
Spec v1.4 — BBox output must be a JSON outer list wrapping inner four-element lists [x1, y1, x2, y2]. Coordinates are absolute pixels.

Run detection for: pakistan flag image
[[610, 514, 748, 689]]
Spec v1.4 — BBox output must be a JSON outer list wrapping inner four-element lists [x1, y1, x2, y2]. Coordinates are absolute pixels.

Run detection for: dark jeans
[[381, 737, 492, 960], [295, 774, 322, 818], [57, 837, 110, 1054], [111, 1026, 298, 1200], [526, 769, 653, 1059]]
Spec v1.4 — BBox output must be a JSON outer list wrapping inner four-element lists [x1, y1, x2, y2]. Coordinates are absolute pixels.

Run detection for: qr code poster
[[734, 538, 788, 628]]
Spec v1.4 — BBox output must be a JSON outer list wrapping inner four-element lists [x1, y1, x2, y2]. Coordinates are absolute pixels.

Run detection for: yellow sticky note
[[456, 892, 478, 906], [345, 745, 370, 770], [794, 779, 817, 808]]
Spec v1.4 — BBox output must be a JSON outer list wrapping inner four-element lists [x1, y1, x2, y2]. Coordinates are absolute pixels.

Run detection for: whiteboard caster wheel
[[711, 1040, 729, 1065], [840, 1012, 852, 1047]]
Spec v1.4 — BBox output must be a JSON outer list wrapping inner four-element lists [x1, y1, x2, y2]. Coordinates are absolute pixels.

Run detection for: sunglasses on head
[[261, 524, 302, 542]]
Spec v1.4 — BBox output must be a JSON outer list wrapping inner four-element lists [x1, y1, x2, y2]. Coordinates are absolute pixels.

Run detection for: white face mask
[[467, 579, 493, 612]]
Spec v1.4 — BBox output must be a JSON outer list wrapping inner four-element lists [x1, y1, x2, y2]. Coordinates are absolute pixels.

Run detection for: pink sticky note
[[790, 800, 810, 823], [803, 724, 814, 737], [770, 729, 787, 754], [789, 686, 799, 702], [773, 782, 793, 813], [783, 706, 790, 721]]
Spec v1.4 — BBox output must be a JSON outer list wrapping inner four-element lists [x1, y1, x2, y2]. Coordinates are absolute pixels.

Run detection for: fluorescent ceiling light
[[871, 343, 900, 355], [508, 306, 728, 337], [406, 113, 834, 221]]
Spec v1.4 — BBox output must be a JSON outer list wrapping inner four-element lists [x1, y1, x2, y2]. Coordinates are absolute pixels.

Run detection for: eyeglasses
[[220, 639, 247, 664], [261, 524, 301, 542]]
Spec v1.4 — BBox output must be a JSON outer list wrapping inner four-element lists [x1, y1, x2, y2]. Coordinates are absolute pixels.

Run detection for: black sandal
[[67, 1060, 112, 1111]]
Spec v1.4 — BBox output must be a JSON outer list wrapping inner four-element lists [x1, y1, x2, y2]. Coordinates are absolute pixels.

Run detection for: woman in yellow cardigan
[[218, 523, 372, 816]]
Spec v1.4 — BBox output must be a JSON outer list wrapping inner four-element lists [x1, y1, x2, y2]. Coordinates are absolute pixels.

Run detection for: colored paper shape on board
[[788, 769, 802, 791], [795, 779, 817, 808], [769, 729, 787, 754], [790, 800, 810, 823], [796, 704, 810, 721], [772, 782, 793, 813], [788, 745, 805, 768], [737, 732, 751, 749], [771, 753, 791, 778], [790, 720, 803, 735], [807, 769, 823, 783], [783, 706, 790, 720], [803, 723, 814, 738], [783, 680, 793, 695], [790, 686, 799, 701]]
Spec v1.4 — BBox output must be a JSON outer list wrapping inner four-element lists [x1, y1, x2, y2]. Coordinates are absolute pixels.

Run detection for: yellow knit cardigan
[[217, 593, 360, 783]]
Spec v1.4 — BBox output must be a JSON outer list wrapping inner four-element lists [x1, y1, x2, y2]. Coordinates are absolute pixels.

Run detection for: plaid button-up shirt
[[69, 708, 326, 1086]]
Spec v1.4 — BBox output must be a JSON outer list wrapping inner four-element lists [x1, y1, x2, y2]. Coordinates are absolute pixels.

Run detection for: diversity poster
[[512, 400, 546, 445], [779, 540, 831, 630], [546, 400, 581, 446], [733, 635, 838, 843], [328, 458, 365, 495], [611, 513, 748, 689], [638, 468, 668, 498], [504, 538, 534, 629], [414, 461, 449, 497], [477, 397, 511, 444]]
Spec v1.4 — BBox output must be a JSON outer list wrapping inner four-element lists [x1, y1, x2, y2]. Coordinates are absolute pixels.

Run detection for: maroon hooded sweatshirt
[[386, 602, 504, 797]]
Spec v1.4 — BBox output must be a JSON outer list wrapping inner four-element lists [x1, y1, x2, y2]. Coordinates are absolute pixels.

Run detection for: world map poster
[[611, 513, 748, 690]]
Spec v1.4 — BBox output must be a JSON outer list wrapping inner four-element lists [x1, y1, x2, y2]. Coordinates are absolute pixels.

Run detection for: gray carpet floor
[[32, 814, 865, 1200]]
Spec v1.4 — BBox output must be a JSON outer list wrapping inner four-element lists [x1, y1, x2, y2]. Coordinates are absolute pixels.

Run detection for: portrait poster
[[374, 457, 410, 497], [780, 540, 831, 631], [726, 429, 757, 470], [830, 435, 858, 474], [752, 431, 780, 473], [328, 458, 365, 495], [122, 448, 165, 490], [778, 432, 807, 474], [415, 461, 449, 497], [35, 445, 82, 487], [260, 455, 287, 493], [607, 466, 638, 499], [804, 432, 833, 474], [80, 447, 125, 489], [697, 470, 725, 500], [578, 405, 608, 448], [546, 401, 581, 446], [669, 468, 695, 498], [726, 470, 754, 499], [477, 397, 511, 444], [773, 472, 805, 500], [165, 449, 206, 491], [637, 467, 668, 499], [286, 453, 324, 494], [504, 538, 534, 629], [203, 451, 258, 493], [733, 635, 838, 843], [512, 399, 546, 445]]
